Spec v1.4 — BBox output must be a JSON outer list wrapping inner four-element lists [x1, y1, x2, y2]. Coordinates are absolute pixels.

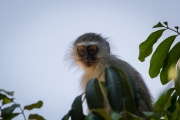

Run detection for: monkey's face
[[77, 45, 98, 67]]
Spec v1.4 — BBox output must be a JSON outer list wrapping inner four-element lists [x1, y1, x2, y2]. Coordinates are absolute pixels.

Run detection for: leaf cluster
[[139, 22, 180, 120], [139, 22, 180, 84], [62, 67, 151, 120], [0, 89, 45, 120]]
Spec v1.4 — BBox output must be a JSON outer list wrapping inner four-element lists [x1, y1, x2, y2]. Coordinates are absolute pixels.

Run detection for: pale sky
[[0, 1, 180, 120]]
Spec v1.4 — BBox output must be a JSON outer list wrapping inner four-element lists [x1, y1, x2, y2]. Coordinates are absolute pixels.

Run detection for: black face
[[77, 45, 98, 67]]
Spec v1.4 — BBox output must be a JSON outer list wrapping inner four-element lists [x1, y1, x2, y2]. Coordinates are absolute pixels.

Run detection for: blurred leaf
[[149, 35, 177, 80], [86, 112, 104, 120], [3, 113, 20, 120], [153, 22, 165, 28], [1, 104, 20, 119], [175, 65, 180, 96], [154, 88, 175, 112], [28, 114, 45, 120], [0, 93, 9, 100], [127, 112, 144, 120], [143, 111, 154, 117], [86, 78, 104, 109], [0, 89, 14, 96], [91, 109, 112, 120], [138, 29, 166, 62], [24, 101, 43, 110], [111, 112, 122, 120], [2, 97, 14, 105], [71, 94, 85, 120], [62, 110, 72, 120], [160, 42, 180, 84], [105, 66, 125, 113]]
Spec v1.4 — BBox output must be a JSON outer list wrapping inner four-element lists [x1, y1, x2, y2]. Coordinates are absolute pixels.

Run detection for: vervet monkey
[[71, 33, 152, 117]]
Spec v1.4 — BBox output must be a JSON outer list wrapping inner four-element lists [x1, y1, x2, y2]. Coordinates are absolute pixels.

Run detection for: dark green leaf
[[0, 89, 14, 96], [149, 35, 177, 79], [24, 101, 43, 110], [154, 88, 175, 112], [163, 22, 168, 26], [160, 42, 180, 84], [167, 92, 177, 113], [1, 104, 20, 119], [91, 109, 112, 120], [62, 110, 72, 120], [5, 113, 20, 120], [105, 66, 125, 113], [28, 114, 45, 120], [118, 69, 137, 114], [138, 29, 166, 62], [71, 94, 85, 120], [86, 78, 104, 109], [153, 22, 165, 28]]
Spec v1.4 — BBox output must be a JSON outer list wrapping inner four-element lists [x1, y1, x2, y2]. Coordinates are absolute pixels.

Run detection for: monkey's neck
[[81, 58, 109, 91]]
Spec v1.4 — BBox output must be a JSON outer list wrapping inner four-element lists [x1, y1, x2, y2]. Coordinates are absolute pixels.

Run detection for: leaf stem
[[165, 26, 180, 35], [13, 101, 27, 120]]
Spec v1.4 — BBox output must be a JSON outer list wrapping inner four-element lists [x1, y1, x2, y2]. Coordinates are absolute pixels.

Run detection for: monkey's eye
[[79, 49, 85, 54], [77, 46, 86, 54], [89, 45, 97, 54]]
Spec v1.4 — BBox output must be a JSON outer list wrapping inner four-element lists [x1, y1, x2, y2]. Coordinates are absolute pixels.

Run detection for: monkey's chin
[[84, 62, 93, 67]]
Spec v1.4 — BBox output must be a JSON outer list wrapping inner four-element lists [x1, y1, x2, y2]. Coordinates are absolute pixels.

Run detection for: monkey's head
[[72, 33, 110, 68]]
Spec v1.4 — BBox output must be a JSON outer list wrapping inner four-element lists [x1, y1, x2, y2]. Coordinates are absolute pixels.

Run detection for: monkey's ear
[[86, 78, 105, 109]]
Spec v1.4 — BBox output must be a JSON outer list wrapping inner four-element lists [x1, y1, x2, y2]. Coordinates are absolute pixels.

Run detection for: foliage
[[63, 22, 180, 120], [139, 22, 180, 120], [62, 66, 146, 120], [0, 89, 45, 120]]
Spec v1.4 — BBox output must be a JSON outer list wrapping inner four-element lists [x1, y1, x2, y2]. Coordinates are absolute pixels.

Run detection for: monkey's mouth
[[84, 62, 93, 66]]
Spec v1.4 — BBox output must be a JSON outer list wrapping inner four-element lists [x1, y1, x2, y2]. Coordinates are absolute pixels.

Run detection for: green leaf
[[24, 101, 43, 110], [153, 22, 165, 28], [149, 35, 177, 79], [118, 69, 137, 114], [71, 94, 85, 120], [62, 110, 72, 120], [1, 104, 20, 119], [154, 88, 175, 112], [138, 29, 166, 62], [111, 112, 122, 120], [167, 92, 177, 113], [28, 114, 45, 120], [160, 42, 180, 84], [105, 66, 125, 113], [86, 78, 104, 109], [2, 97, 14, 105], [91, 109, 112, 120], [0, 89, 14, 96]]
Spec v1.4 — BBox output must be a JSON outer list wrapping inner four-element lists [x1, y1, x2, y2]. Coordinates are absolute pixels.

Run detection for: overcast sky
[[0, 1, 180, 120]]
